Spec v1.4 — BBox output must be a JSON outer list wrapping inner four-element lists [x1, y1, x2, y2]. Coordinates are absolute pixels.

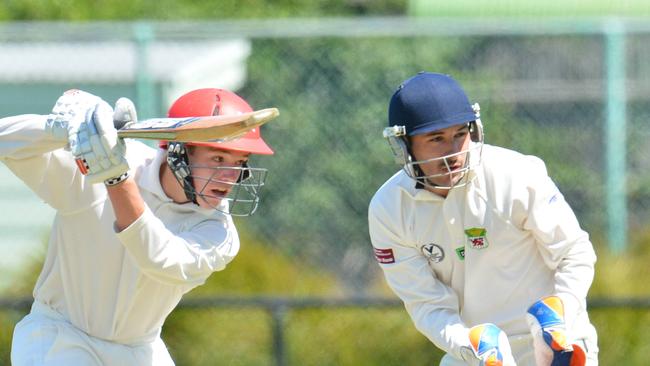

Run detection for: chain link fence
[[1, 18, 650, 365]]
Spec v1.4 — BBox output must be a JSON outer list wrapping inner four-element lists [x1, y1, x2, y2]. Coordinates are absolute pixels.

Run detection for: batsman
[[369, 72, 598, 365], [0, 88, 275, 365]]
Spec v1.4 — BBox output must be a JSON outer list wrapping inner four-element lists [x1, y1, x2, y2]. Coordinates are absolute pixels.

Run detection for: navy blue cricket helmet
[[383, 72, 484, 190], [388, 72, 476, 136]]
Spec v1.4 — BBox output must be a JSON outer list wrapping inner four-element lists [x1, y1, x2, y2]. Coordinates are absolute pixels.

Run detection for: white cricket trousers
[[439, 331, 599, 366], [11, 301, 175, 366]]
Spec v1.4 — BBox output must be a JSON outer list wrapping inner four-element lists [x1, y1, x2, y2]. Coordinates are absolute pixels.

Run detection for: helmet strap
[[469, 120, 484, 143], [166, 142, 198, 204], [239, 162, 251, 183]]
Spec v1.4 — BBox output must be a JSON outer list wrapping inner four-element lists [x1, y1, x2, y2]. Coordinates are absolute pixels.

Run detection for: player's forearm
[[380, 259, 470, 357], [106, 177, 146, 232], [115, 208, 236, 285], [554, 238, 596, 308], [0, 114, 67, 159]]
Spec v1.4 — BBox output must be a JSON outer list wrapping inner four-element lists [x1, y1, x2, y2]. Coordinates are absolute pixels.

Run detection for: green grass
[[409, 0, 650, 17], [3, 228, 650, 365]]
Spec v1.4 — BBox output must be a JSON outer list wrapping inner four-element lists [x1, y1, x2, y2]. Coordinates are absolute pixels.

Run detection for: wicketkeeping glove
[[69, 96, 136, 185], [526, 296, 586, 366], [460, 323, 517, 366]]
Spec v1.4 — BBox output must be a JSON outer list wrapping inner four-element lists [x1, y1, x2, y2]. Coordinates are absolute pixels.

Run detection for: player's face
[[187, 145, 250, 209], [409, 124, 471, 187]]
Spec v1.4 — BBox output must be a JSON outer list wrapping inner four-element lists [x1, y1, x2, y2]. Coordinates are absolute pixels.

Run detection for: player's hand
[[526, 296, 586, 366], [460, 323, 517, 366], [46, 89, 104, 141], [69, 96, 135, 185], [112, 97, 138, 129]]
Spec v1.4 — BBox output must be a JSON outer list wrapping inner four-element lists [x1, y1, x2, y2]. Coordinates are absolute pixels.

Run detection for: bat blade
[[116, 108, 279, 142]]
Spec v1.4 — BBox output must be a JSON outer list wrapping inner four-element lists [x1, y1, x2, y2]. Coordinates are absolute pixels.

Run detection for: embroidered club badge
[[464, 227, 489, 250]]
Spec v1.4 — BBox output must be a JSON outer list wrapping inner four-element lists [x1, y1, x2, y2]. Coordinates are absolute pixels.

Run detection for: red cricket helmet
[[162, 88, 274, 155]]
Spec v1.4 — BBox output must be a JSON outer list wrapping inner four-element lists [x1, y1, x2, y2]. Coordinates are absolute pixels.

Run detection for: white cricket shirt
[[0, 114, 239, 345], [368, 143, 597, 360]]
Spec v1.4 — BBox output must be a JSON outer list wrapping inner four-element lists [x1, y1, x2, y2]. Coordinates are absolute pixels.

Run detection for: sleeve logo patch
[[373, 247, 395, 264]]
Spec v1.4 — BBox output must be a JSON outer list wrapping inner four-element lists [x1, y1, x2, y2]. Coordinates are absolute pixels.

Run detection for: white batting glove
[[69, 97, 135, 185], [113, 97, 138, 130], [459, 323, 517, 366], [45, 89, 104, 141], [526, 296, 586, 366]]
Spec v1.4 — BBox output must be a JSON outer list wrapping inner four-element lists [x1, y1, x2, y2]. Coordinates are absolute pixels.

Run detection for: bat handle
[[114, 119, 128, 130]]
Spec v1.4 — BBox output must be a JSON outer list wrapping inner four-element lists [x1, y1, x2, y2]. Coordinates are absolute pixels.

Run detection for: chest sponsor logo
[[373, 247, 395, 264], [455, 246, 465, 261], [464, 227, 489, 250], [420, 243, 445, 263]]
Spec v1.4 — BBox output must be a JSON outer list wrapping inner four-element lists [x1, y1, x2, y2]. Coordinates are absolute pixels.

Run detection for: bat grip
[[113, 97, 137, 131], [114, 119, 127, 130]]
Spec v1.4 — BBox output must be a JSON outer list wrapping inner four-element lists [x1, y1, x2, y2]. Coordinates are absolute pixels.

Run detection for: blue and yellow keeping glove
[[460, 323, 516, 366], [526, 296, 586, 366]]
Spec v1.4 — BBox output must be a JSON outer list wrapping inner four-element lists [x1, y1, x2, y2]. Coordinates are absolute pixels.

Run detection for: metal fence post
[[270, 304, 288, 366], [604, 18, 628, 254], [133, 22, 155, 119]]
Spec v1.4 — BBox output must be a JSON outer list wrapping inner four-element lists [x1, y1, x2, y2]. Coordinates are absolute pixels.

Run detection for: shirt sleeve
[[116, 207, 240, 287], [0, 114, 68, 157], [368, 198, 471, 359], [0, 114, 104, 213], [512, 156, 596, 326]]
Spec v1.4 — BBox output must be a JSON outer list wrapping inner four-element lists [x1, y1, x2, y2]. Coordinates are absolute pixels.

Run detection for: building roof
[[0, 39, 250, 84]]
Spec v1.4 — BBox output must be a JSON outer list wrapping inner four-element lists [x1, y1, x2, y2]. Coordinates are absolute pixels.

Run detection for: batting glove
[[526, 296, 586, 366], [45, 89, 104, 141], [460, 323, 517, 366], [69, 97, 135, 185]]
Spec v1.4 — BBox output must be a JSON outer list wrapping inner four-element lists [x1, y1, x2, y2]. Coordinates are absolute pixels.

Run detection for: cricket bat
[[115, 107, 279, 142]]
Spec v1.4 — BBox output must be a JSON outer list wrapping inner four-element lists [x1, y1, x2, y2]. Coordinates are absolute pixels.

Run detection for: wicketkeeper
[[369, 72, 598, 365], [1, 88, 274, 365]]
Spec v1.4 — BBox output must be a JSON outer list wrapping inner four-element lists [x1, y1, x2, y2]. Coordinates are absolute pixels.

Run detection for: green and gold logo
[[464, 227, 489, 250]]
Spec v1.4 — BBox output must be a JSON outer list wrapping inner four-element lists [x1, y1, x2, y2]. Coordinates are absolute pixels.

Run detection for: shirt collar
[[137, 148, 172, 202]]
